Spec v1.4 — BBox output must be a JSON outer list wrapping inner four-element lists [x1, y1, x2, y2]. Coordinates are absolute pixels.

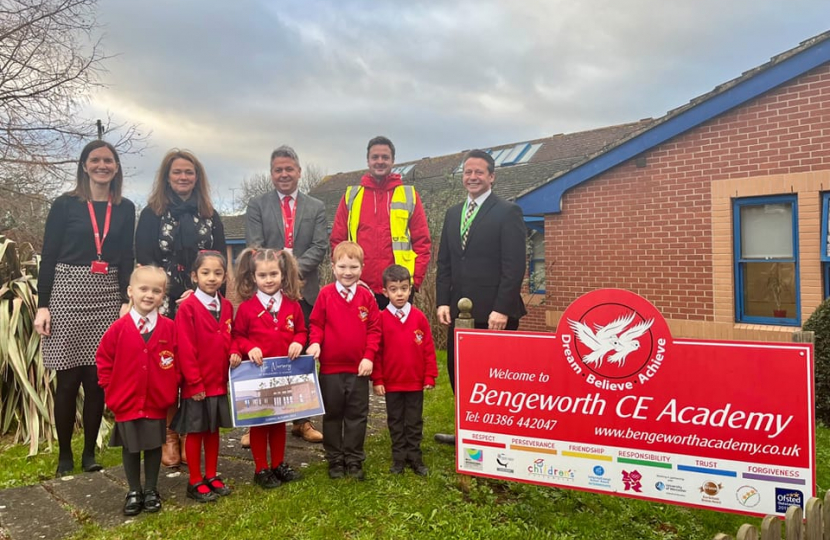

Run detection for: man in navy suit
[[246, 145, 327, 443], [434, 149, 527, 444]]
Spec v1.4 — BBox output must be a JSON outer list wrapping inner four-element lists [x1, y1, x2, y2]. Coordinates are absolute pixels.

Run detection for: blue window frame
[[733, 195, 799, 325], [821, 192, 830, 299]]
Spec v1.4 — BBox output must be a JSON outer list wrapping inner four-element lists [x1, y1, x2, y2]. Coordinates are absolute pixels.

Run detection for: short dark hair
[[463, 149, 495, 175], [367, 136, 395, 160], [382, 264, 411, 287]]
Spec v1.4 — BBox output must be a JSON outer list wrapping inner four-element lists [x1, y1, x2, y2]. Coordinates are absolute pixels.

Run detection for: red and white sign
[[455, 289, 814, 517]]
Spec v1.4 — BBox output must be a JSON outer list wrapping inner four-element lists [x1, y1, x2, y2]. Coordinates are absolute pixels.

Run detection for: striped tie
[[137, 317, 149, 334], [461, 201, 477, 250], [395, 309, 405, 321], [341, 289, 350, 302], [266, 297, 276, 319]]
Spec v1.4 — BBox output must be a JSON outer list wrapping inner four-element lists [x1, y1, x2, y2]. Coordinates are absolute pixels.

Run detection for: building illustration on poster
[[454, 289, 815, 518]]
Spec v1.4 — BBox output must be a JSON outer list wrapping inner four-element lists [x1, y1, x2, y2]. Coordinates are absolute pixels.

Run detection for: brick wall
[[541, 63, 830, 339]]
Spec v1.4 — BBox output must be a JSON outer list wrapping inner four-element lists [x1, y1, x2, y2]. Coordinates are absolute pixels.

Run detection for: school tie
[[395, 309, 405, 322], [208, 299, 220, 321], [461, 201, 477, 250], [266, 297, 276, 319], [341, 289, 350, 302], [282, 195, 294, 248], [137, 317, 149, 334]]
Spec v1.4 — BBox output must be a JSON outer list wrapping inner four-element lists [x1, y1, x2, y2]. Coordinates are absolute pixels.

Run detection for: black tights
[[122, 447, 162, 492], [55, 365, 104, 467]]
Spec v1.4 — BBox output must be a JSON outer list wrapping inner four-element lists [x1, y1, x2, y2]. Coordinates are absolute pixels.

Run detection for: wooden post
[[455, 298, 474, 329]]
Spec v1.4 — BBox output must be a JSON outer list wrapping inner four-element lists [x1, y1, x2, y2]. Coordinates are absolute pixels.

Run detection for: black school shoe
[[410, 462, 429, 476], [186, 481, 219, 503], [272, 462, 301, 483], [254, 469, 281, 489], [143, 489, 162, 513], [123, 490, 144, 516], [328, 463, 345, 479], [346, 464, 365, 481], [205, 475, 232, 496], [389, 461, 406, 474]]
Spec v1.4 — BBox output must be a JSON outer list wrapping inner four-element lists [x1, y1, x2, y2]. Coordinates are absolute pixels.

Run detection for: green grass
[[238, 408, 277, 419], [1, 351, 826, 539]]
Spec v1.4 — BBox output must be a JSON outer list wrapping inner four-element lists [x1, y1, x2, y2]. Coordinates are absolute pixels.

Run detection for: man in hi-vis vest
[[330, 136, 431, 309]]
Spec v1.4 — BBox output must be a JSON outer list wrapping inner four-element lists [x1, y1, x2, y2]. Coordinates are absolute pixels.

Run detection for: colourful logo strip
[[562, 450, 613, 462], [617, 456, 672, 469], [677, 464, 737, 477], [510, 444, 557, 455], [461, 438, 505, 449], [742, 472, 806, 485]]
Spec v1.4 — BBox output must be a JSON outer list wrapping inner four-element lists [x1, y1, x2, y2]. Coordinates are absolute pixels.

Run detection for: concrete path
[[0, 396, 388, 539]]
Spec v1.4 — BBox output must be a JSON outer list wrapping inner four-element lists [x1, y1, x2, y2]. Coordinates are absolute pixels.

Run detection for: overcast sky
[[82, 0, 830, 211]]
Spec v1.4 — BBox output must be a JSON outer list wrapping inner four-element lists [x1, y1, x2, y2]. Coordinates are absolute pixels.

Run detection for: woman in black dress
[[135, 149, 225, 466], [34, 140, 135, 477]]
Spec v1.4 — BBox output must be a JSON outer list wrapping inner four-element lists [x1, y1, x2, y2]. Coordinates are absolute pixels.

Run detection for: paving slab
[[0, 484, 79, 540], [45, 472, 133, 528]]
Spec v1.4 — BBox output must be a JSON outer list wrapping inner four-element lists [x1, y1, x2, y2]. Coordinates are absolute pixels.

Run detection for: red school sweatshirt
[[231, 295, 308, 358], [372, 306, 438, 392], [309, 284, 381, 374], [96, 314, 180, 422], [175, 293, 233, 399]]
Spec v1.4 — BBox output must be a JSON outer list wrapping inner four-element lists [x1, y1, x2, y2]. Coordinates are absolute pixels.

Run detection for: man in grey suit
[[245, 144, 328, 443]]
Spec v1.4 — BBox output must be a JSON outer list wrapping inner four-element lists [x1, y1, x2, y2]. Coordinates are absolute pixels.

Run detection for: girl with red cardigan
[[96, 266, 178, 516], [171, 250, 239, 503], [231, 248, 306, 489]]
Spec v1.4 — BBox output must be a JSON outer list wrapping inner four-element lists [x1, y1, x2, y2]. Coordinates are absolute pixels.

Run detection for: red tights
[[185, 430, 220, 492], [250, 423, 286, 473]]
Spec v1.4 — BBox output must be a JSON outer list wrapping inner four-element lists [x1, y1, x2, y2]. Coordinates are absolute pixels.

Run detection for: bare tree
[[0, 0, 148, 193], [300, 162, 327, 193]]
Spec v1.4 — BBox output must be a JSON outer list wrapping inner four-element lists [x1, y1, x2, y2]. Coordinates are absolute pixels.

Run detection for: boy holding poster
[[372, 264, 438, 475], [307, 242, 381, 480]]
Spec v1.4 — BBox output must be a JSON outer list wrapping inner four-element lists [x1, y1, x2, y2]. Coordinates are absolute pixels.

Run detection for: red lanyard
[[87, 194, 112, 260]]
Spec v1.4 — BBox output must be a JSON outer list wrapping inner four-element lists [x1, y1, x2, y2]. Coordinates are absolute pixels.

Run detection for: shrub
[[803, 297, 830, 425]]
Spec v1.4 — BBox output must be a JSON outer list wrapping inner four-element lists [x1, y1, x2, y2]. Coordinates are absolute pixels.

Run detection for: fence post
[[805, 497, 823, 540], [785, 505, 803, 540], [736, 524, 759, 540], [455, 298, 474, 330]]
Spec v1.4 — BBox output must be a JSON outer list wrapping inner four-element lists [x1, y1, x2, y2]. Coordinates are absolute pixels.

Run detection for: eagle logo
[[568, 312, 653, 368]]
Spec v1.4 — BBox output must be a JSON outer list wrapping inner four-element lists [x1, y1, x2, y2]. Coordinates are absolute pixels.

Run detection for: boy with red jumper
[[171, 251, 237, 502], [97, 265, 179, 515], [306, 241, 381, 480], [372, 264, 438, 476]]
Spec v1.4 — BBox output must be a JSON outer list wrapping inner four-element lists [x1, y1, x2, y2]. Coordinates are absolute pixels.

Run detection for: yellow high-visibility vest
[[345, 185, 417, 278]]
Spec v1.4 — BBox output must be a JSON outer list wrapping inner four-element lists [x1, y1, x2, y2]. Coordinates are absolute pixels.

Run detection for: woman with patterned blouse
[[135, 149, 226, 466]]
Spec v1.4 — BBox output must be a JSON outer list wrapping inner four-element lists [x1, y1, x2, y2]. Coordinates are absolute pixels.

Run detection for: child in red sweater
[[307, 241, 381, 480], [170, 250, 239, 503], [96, 265, 179, 516], [231, 248, 306, 489], [372, 264, 438, 476]]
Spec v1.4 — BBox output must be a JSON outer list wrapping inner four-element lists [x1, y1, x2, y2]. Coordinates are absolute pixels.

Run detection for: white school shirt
[[386, 302, 411, 323], [130, 307, 158, 333]]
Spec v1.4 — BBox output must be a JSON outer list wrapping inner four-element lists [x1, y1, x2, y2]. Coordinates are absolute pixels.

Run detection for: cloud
[[86, 0, 830, 207]]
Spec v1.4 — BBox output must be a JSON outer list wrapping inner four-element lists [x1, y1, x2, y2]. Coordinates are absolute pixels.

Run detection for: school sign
[[454, 289, 814, 517]]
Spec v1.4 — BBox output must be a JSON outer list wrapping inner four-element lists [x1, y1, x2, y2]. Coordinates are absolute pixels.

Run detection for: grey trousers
[[385, 390, 424, 464], [319, 373, 369, 467]]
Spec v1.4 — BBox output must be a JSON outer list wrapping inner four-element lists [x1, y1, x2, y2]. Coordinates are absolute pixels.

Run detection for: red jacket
[[175, 293, 233, 399], [329, 173, 431, 293], [372, 306, 438, 392], [309, 284, 381, 374], [96, 314, 179, 422], [231, 295, 307, 358]]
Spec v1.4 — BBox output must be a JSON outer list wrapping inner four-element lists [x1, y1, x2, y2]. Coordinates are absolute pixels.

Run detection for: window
[[733, 195, 799, 325], [821, 193, 830, 298], [527, 227, 545, 294], [392, 164, 415, 175]]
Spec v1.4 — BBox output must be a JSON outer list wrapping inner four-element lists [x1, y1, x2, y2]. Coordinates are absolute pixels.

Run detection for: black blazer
[[436, 193, 527, 323]]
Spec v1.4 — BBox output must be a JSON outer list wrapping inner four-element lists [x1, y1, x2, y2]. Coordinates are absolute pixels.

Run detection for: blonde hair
[[235, 248, 302, 301], [129, 265, 168, 288], [332, 241, 364, 264], [146, 149, 215, 218]]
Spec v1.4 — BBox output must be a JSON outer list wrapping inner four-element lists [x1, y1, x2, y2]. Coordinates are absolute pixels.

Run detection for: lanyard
[[87, 194, 112, 260], [459, 199, 481, 238]]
